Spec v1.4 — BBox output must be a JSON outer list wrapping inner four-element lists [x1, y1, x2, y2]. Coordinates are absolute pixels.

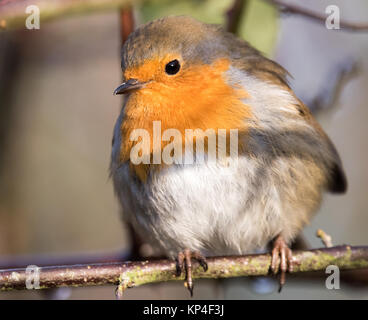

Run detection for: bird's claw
[[271, 235, 294, 292], [175, 249, 208, 297]]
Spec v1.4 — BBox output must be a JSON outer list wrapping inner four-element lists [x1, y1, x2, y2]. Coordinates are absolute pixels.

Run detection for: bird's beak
[[113, 78, 143, 95]]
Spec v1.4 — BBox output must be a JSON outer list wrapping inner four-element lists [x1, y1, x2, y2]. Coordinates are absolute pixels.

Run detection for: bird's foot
[[271, 235, 294, 292], [175, 249, 208, 297]]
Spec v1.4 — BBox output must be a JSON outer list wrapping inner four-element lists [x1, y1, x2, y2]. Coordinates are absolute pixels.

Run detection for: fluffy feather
[[110, 16, 346, 258]]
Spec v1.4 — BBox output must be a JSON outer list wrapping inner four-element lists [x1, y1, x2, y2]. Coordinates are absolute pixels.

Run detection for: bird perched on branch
[[111, 16, 347, 295]]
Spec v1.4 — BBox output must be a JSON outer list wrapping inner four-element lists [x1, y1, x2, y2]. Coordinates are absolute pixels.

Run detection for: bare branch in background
[[1, 0, 368, 31], [1, 245, 368, 295], [117, 7, 156, 263], [307, 59, 359, 114], [267, 0, 368, 31], [0, 0, 133, 29], [226, 0, 249, 34], [119, 6, 134, 45]]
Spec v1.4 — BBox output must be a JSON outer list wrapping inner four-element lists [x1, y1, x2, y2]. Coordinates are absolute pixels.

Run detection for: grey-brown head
[[114, 16, 289, 95]]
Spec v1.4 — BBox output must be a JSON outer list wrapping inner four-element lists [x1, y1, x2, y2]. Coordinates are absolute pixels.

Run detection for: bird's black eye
[[165, 59, 180, 75]]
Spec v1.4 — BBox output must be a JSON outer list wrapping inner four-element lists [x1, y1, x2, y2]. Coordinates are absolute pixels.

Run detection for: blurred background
[[0, 0, 367, 299]]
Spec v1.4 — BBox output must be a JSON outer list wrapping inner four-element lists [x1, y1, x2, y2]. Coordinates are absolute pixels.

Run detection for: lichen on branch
[[1, 245, 368, 294]]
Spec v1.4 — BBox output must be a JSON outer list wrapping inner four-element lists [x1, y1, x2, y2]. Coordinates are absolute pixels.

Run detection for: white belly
[[112, 155, 323, 257]]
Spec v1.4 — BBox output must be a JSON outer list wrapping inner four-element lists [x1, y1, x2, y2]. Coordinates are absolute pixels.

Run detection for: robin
[[111, 16, 347, 295]]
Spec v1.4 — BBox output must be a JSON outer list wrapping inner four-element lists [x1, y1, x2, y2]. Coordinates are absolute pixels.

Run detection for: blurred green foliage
[[138, 0, 279, 57], [238, 0, 279, 57]]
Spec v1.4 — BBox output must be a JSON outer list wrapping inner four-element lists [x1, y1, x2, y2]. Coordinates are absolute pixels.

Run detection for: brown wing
[[296, 102, 347, 193], [217, 27, 347, 193]]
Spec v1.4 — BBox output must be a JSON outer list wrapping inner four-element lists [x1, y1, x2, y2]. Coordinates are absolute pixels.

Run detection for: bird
[[110, 16, 347, 295]]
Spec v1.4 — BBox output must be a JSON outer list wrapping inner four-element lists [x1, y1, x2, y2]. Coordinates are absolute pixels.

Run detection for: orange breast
[[120, 58, 251, 181]]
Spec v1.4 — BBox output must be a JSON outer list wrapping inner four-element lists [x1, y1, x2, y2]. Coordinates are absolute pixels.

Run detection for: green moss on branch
[[1, 245, 368, 294]]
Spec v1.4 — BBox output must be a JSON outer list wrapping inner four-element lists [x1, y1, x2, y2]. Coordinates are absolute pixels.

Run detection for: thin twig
[[0, 250, 130, 269], [225, 0, 249, 34], [267, 0, 368, 31], [1, 245, 368, 294], [119, 6, 134, 45], [0, 0, 133, 29], [307, 59, 359, 114], [317, 229, 333, 248]]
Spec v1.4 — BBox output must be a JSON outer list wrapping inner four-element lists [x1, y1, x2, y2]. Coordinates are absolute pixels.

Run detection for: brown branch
[[307, 58, 359, 114], [267, 0, 368, 31], [119, 6, 134, 45], [317, 229, 333, 248], [0, 250, 130, 269], [225, 0, 249, 34], [1, 245, 368, 295], [0, 0, 133, 29]]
